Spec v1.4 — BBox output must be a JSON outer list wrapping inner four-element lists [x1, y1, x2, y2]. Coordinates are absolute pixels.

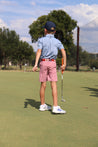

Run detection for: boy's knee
[[51, 81, 56, 89], [41, 82, 46, 89]]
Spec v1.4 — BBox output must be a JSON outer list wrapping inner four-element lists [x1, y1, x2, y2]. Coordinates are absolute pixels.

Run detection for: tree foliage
[[29, 10, 77, 51], [0, 27, 35, 69]]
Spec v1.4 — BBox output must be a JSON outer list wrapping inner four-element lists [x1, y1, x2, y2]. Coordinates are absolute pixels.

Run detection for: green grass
[[0, 71, 98, 147]]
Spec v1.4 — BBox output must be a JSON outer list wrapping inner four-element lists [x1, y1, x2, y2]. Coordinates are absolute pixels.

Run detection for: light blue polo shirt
[[37, 34, 64, 60]]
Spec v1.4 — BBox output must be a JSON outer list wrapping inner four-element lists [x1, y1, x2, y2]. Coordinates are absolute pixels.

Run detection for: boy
[[33, 21, 66, 114]]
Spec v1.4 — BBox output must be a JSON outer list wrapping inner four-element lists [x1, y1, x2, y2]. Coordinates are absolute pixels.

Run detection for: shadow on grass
[[24, 98, 51, 110], [24, 99, 40, 109], [83, 87, 98, 98]]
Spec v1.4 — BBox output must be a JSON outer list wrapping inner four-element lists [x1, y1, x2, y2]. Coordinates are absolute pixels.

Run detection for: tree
[[0, 28, 19, 68], [79, 49, 90, 66], [0, 28, 3, 65], [29, 10, 77, 52], [0, 27, 35, 69], [11, 40, 35, 69]]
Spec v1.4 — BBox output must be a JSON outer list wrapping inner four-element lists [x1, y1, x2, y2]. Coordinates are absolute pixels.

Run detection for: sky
[[0, 0, 98, 53]]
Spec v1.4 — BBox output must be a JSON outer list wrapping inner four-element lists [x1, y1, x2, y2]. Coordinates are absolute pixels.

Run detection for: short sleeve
[[37, 38, 43, 50], [58, 40, 64, 50]]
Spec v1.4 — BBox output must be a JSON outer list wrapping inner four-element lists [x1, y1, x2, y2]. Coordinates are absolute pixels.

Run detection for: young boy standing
[[33, 21, 66, 114]]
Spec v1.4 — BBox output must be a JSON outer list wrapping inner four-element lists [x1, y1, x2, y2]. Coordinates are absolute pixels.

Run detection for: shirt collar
[[46, 34, 54, 38]]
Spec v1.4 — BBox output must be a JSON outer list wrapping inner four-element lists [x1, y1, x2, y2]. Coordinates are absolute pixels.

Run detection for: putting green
[[0, 71, 98, 147]]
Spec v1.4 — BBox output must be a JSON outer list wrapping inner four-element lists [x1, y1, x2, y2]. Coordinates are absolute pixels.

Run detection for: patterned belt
[[41, 59, 55, 61]]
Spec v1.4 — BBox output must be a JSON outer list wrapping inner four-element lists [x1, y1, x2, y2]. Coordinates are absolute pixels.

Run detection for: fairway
[[0, 71, 98, 147]]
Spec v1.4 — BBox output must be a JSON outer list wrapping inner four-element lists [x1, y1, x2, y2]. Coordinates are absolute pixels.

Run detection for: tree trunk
[[19, 62, 22, 70]]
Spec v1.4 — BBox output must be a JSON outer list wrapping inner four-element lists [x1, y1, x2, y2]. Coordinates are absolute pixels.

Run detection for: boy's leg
[[40, 82, 46, 105], [50, 81, 58, 106], [39, 82, 51, 111], [51, 81, 66, 114]]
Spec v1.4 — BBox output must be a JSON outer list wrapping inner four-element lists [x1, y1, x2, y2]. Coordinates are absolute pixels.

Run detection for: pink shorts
[[39, 61, 57, 82]]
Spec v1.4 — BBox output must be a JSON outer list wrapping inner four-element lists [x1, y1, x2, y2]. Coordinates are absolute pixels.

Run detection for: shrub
[[89, 59, 98, 69]]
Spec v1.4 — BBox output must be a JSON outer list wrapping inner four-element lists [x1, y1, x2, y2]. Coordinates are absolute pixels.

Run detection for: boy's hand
[[32, 65, 38, 72], [61, 64, 66, 71]]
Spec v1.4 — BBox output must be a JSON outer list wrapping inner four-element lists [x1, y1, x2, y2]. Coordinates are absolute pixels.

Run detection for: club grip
[[61, 58, 64, 74], [62, 58, 64, 65]]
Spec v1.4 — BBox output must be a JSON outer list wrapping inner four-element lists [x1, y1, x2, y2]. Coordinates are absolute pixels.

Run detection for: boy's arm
[[61, 49, 66, 71], [32, 49, 41, 72]]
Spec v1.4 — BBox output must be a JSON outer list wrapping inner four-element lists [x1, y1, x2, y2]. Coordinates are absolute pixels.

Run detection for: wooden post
[[76, 26, 80, 71]]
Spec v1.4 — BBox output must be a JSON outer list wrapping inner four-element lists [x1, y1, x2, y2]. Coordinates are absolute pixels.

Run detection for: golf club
[[61, 58, 65, 102]]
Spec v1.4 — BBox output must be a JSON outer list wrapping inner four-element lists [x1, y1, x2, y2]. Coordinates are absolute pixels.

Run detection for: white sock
[[41, 104, 45, 106], [53, 106, 58, 108]]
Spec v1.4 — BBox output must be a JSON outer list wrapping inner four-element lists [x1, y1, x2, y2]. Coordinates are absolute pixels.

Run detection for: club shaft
[[61, 58, 65, 102], [61, 74, 63, 99]]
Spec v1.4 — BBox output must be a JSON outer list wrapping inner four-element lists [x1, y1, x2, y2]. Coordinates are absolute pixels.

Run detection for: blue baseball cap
[[43, 21, 56, 31]]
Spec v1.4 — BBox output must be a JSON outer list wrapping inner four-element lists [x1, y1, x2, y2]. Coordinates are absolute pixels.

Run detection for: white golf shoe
[[52, 106, 66, 114], [39, 104, 51, 111]]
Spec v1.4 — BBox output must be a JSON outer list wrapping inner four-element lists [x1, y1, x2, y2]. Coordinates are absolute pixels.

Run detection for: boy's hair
[[47, 30, 55, 34]]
